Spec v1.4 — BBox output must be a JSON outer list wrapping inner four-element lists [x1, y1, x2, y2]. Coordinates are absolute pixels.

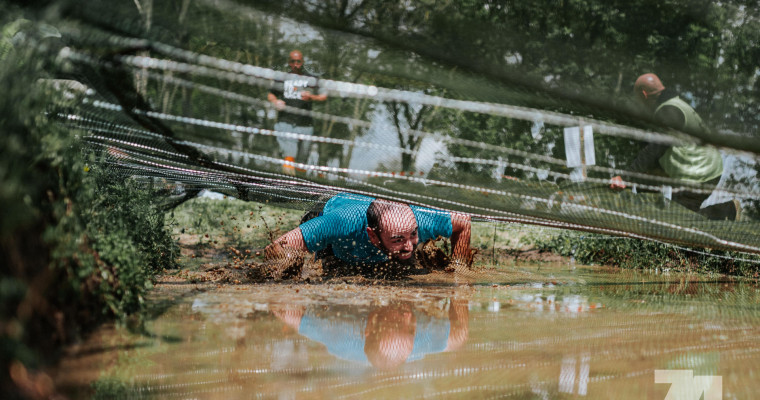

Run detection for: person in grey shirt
[[267, 50, 327, 166]]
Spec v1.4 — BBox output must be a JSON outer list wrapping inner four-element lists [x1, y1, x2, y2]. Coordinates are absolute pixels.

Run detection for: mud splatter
[[416, 237, 478, 273], [180, 235, 484, 285]]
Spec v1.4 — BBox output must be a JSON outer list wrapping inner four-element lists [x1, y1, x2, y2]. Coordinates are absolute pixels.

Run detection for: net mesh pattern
[[6, 1, 760, 255]]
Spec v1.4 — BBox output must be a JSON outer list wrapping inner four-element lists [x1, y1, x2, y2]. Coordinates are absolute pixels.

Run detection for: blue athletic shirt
[[299, 193, 453, 264]]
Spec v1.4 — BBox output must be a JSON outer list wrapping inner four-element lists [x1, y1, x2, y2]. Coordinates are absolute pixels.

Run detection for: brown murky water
[[54, 264, 760, 399]]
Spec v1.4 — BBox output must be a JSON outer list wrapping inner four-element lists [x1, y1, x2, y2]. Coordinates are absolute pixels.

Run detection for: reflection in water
[[559, 353, 590, 396], [51, 269, 760, 399], [271, 300, 469, 370]]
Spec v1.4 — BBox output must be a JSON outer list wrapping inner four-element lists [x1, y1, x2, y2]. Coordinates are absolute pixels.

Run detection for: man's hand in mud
[[264, 242, 285, 260], [264, 242, 306, 280], [447, 248, 477, 272], [415, 238, 449, 270]]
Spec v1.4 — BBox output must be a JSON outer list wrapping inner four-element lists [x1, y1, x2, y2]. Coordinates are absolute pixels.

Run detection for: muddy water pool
[[54, 264, 760, 399]]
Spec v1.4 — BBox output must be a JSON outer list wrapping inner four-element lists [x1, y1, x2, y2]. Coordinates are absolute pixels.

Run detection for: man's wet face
[[377, 207, 419, 264]]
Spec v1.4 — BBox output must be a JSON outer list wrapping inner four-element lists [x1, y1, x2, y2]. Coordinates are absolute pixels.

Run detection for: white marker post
[[564, 125, 595, 182]]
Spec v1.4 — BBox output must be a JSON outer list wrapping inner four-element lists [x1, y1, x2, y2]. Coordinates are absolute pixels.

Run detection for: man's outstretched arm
[[449, 212, 473, 269], [301, 91, 327, 102], [265, 227, 309, 259]]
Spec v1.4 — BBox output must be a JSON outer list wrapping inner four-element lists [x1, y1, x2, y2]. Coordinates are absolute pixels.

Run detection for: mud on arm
[[448, 212, 474, 270], [265, 227, 309, 259]]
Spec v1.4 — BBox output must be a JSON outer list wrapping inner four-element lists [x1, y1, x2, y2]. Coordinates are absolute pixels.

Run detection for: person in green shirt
[[610, 73, 741, 220]]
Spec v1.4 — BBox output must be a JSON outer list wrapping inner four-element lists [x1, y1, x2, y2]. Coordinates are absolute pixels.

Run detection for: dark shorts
[[672, 176, 720, 212]]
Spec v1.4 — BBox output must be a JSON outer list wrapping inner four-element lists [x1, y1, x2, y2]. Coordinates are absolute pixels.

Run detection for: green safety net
[[3, 0, 760, 254]]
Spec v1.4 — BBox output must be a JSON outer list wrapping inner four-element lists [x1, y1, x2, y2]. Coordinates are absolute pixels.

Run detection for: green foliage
[[94, 171, 179, 275], [253, 0, 759, 139], [91, 378, 132, 400], [43, 162, 179, 318], [534, 231, 760, 277], [0, 15, 178, 394], [170, 196, 303, 263]]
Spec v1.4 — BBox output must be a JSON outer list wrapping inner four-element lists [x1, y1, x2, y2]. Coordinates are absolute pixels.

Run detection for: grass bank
[[531, 231, 760, 278]]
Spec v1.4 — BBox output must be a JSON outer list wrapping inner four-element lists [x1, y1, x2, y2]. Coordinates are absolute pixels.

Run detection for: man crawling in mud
[[264, 192, 472, 275]]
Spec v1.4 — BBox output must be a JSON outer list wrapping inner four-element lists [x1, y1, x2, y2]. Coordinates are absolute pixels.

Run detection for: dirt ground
[[167, 233, 570, 288], [165, 196, 571, 287]]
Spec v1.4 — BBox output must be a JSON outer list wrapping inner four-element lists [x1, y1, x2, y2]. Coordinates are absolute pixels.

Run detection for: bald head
[[366, 199, 419, 263], [634, 73, 665, 108], [288, 50, 304, 74]]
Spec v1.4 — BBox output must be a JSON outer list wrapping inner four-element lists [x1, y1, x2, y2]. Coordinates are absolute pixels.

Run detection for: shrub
[[534, 231, 760, 277], [0, 15, 177, 397]]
